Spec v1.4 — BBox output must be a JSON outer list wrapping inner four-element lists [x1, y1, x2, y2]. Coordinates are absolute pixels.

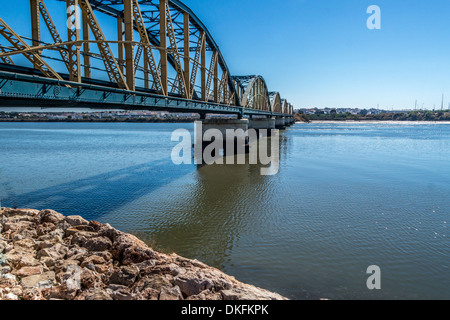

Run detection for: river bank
[[0, 118, 198, 123], [296, 120, 450, 124], [0, 207, 287, 300]]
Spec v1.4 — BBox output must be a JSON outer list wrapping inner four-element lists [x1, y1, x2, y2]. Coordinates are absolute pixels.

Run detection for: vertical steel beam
[[200, 31, 206, 101], [256, 84, 259, 109], [144, 46, 149, 89], [30, 0, 41, 69], [259, 82, 262, 109], [117, 17, 124, 73], [258, 80, 264, 110], [30, 0, 41, 47], [159, 0, 168, 96], [183, 12, 190, 98], [123, 0, 135, 91], [223, 72, 228, 103], [240, 86, 244, 106], [82, 10, 90, 78], [66, 0, 81, 83], [213, 50, 218, 103], [260, 81, 262, 110], [257, 80, 261, 109]]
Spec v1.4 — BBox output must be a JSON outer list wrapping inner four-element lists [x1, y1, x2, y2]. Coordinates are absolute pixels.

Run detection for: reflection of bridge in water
[[0, 0, 294, 131]]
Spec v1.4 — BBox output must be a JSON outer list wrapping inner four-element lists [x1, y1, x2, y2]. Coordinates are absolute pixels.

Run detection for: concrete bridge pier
[[194, 119, 250, 163], [248, 117, 276, 137], [275, 117, 286, 130], [284, 118, 289, 127]]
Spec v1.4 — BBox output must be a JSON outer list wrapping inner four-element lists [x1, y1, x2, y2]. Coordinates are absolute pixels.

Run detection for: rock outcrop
[[0, 208, 287, 300]]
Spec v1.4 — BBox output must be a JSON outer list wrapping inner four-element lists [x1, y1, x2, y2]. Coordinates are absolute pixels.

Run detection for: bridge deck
[[0, 70, 291, 118]]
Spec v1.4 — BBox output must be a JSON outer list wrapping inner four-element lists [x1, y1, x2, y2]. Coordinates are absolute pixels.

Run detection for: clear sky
[[2, 0, 450, 110], [183, 0, 450, 110]]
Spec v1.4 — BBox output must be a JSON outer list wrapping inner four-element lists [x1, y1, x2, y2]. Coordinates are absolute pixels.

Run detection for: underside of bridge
[[0, 0, 294, 119]]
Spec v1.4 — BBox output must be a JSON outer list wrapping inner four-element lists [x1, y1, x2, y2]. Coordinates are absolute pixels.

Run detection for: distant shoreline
[[1, 119, 449, 124], [297, 120, 450, 124], [0, 118, 197, 123]]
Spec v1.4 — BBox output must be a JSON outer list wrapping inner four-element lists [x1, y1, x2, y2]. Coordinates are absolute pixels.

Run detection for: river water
[[0, 121, 448, 299]]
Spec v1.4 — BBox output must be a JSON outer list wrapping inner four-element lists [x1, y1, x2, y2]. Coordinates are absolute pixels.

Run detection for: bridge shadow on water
[[2, 158, 196, 221]]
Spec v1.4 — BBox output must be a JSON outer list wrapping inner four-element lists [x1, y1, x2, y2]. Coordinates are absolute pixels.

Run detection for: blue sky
[[184, 0, 450, 110], [2, 0, 450, 110]]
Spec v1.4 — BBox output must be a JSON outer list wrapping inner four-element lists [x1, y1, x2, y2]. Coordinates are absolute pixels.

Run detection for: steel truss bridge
[[0, 0, 294, 119]]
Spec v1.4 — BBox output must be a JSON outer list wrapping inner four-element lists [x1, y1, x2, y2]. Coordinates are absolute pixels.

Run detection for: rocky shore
[[0, 207, 287, 300]]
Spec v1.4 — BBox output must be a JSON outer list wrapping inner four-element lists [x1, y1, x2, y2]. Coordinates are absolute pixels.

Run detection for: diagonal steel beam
[[0, 47, 14, 65], [217, 70, 227, 103], [0, 17, 62, 80], [78, 0, 128, 89], [226, 92, 235, 106], [39, 0, 71, 73], [189, 32, 204, 98], [151, 60, 161, 91], [165, 2, 186, 98], [170, 74, 179, 94], [132, 0, 163, 94], [134, 43, 142, 76], [205, 50, 217, 101]]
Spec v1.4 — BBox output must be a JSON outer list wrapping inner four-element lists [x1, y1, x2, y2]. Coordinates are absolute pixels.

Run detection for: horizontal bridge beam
[[0, 71, 292, 117]]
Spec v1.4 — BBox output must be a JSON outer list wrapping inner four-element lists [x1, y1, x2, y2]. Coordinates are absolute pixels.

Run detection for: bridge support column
[[284, 117, 293, 127], [248, 117, 276, 137], [123, 0, 135, 91], [275, 117, 286, 130], [194, 119, 249, 163]]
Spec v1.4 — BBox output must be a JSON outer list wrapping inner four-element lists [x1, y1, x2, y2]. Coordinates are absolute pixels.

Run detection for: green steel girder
[[0, 71, 293, 118]]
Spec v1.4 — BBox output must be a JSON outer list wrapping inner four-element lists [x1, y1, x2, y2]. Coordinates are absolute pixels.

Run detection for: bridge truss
[[0, 0, 294, 118]]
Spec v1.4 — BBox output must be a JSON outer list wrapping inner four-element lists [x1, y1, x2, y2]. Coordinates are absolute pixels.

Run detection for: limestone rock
[[37, 209, 65, 224], [220, 285, 288, 300], [133, 274, 171, 292], [21, 271, 56, 288], [106, 284, 134, 300], [0, 207, 288, 300], [13, 266, 43, 277], [109, 265, 139, 287], [159, 285, 183, 300], [65, 215, 89, 226], [174, 276, 214, 296], [84, 288, 113, 300]]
